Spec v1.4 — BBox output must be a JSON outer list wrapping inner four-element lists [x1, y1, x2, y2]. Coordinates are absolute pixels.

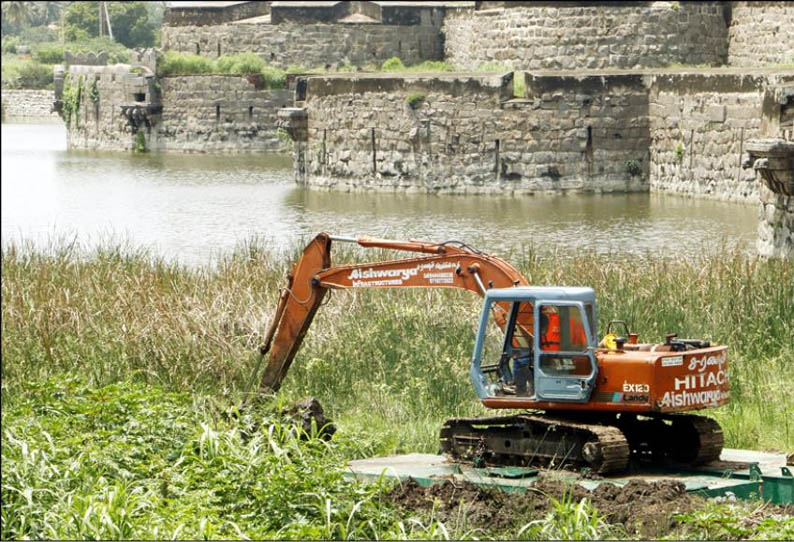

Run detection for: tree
[[62, 1, 156, 48], [2, 1, 36, 27]]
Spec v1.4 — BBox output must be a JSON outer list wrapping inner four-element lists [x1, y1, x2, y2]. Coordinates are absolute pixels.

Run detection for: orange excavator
[[259, 232, 728, 473]]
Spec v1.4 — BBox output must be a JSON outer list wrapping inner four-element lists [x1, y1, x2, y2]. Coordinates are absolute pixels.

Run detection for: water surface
[[1, 122, 758, 266]]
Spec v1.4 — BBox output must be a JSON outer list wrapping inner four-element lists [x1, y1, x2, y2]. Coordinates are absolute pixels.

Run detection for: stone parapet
[[728, 1, 794, 67], [155, 76, 292, 152], [161, 22, 442, 69], [648, 71, 794, 203], [1, 89, 58, 120], [292, 71, 649, 194], [443, 2, 728, 71]]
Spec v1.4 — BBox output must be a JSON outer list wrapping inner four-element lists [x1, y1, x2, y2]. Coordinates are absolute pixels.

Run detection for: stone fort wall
[[648, 71, 792, 203], [1, 89, 59, 120], [443, 2, 730, 71], [285, 69, 793, 203], [161, 22, 443, 69], [291, 72, 650, 195], [62, 65, 291, 153], [727, 1, 794, 67]]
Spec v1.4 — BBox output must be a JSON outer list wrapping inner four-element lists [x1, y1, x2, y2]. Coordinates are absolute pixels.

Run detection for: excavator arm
[[258, 232, 530, 392]]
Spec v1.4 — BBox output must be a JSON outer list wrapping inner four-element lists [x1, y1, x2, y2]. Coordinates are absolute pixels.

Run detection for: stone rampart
[[164, 1, 270, 27], [61, 65, 291, 152], [154, 76, 292, 152], [648, 71, 794, 203], [443, 2, 729, 71], [728, 2, 794, 67], [61, 65, 151, 151], [161, 22, 442, 69], [1, 89, 58, 120], [291, 71, 649, 194], [286, 69, 793, 201]]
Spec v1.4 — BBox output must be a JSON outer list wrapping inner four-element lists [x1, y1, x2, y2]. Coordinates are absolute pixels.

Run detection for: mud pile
[[387, 475, 699, 538], [283, 397, 337, 440]]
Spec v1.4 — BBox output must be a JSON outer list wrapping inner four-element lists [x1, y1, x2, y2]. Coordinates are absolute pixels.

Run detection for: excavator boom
[[259, 232, 529, 392]]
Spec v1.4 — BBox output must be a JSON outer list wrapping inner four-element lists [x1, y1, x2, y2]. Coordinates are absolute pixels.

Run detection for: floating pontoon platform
[[346, 449, 793, 504]]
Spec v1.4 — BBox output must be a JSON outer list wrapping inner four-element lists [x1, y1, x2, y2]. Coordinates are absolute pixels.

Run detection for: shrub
[[674, 142, 685, 163], [261, 65, 286, 89], [217, 52, 266, 75], [18, 25, 58, 45], [625, 159, 642, 176], [15, 61, 53, 89], [1, 35, 20, 54], [406, 93, 425, 109], [157, 51, 215, 76], [34, 43, 65, 64], [381, 56, 405, 72]]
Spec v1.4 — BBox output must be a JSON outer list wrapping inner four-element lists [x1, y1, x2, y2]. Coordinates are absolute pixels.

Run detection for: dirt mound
[[284, 397, 336, 440], [387, 475, 700, 537]]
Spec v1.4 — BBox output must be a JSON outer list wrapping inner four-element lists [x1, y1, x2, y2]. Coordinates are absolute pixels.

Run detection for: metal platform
[[346, 449, 793, 504]]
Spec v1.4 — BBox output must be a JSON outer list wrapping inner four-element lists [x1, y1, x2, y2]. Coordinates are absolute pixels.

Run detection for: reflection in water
[[2, 123, 757, 266]]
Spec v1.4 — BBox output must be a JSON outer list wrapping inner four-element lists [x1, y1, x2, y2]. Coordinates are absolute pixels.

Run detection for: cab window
[[539, 304, 589, 352]]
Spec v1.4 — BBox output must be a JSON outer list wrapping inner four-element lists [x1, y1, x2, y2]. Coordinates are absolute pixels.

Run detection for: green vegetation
[[0, 56, 52, 89], [62, 1, 156, 49], [517, 496, 614, 540], [1, 1, 149, 90], [1, 239, 792, 538], [625, 159, 642, 176], [60, 73, 83, 128], [674, 141, 686, 163], [134, 130, 147, 153], [88, 77, 100, 103], [157, 51, 288, 89], [406, 93, 426, 110], [381, 56, 455, 73]]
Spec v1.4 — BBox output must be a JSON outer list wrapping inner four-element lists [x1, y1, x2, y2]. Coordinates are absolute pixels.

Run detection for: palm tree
[[2, 1, 35, 27]]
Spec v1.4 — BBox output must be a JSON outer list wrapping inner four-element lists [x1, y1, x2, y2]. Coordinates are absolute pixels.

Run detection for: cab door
[[533, 301, 598, 402]]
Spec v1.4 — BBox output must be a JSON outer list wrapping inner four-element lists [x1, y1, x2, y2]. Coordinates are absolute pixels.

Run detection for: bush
[[157, 51, 287, 88], [17, 24, 58, 45], [261, 65, 286, 89], [33, 43, 65, 64], [157, 51, 215, 76], [15, 61, 53, 89], [406, 93, 425, 109], [1, 35, 20, 54], [381, 56, 405, 71], [216, 52, 266, 75]]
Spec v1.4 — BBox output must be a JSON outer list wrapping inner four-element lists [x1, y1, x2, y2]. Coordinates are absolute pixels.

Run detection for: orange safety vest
[[541, 313, 561, 351], [541, 312, 587, 351]]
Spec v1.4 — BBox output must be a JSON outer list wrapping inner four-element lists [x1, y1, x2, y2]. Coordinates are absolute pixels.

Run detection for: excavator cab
[[471, 287, 599, 403]]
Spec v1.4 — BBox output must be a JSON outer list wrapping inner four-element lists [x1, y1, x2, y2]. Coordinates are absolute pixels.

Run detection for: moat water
[[2, 122, 758, 266]]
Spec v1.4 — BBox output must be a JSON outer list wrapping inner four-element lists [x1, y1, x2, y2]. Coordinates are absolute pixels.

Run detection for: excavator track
[[665, 414, 724, 465], [439, 414, 631, 474], [440, 413, 723, 474]]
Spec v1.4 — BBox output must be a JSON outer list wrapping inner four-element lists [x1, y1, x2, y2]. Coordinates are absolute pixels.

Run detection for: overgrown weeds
[[1, 238, 792, 539]]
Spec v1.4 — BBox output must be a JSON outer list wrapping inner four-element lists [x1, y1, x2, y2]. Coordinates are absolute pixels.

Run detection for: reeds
[[2, 238, 792, 539]]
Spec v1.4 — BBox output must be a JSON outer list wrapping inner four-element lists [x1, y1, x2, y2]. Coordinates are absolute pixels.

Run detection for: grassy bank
[[2, 239, 793, 538]]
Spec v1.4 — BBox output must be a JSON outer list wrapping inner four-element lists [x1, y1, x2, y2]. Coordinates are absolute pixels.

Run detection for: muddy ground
[[387, 475, 793, 538]]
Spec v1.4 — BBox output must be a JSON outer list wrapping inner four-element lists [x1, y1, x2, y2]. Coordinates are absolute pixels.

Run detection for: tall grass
[[2, 238, 792, 453], [2, 238, 792, 539]]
